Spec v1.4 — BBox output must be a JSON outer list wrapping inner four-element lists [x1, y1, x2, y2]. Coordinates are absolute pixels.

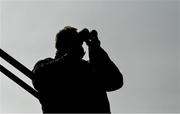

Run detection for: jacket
[[32, 46, 123, 113]]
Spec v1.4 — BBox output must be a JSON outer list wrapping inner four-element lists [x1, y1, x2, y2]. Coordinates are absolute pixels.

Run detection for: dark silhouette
[[32, 26, 123, 113]]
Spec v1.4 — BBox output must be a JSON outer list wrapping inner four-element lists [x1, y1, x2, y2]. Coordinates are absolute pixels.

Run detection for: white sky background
[[0, 0, 179, 113]]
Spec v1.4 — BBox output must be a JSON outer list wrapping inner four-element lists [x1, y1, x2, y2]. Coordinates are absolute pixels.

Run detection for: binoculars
[[78, 29, 98, 44]]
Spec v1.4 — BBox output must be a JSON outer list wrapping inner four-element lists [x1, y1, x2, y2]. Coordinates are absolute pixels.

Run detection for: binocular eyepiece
[[78, 28, 97, 44]]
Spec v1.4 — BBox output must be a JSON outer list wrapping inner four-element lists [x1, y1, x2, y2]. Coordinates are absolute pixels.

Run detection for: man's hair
[[55, 26, 77, 51]]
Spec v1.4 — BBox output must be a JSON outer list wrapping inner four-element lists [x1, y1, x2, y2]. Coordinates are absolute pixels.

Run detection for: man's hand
[[85, 30, 101, 47]]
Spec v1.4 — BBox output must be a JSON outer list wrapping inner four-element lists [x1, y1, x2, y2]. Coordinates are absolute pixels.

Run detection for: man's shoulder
[[33, 57, 54, 72], [35, 57, 54, 65]]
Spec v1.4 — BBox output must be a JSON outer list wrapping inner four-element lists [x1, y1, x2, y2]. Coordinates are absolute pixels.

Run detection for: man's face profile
[[56, 26, 85, 59]]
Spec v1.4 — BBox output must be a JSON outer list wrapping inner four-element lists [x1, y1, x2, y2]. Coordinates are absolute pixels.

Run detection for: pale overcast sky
[[0, 0, 179, 113]]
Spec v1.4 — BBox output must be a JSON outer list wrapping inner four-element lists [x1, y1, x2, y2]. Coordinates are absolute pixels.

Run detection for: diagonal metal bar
[[0, 64, 39, 99], [0, 48, 33, 80]]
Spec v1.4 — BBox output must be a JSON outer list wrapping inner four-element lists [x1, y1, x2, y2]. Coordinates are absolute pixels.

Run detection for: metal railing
[[0, 48, 39, 99]]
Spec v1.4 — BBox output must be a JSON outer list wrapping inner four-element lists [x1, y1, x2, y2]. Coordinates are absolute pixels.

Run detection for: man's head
[[55, 26, 85, 59]]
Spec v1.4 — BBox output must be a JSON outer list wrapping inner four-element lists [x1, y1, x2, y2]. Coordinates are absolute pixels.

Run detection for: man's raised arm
[[86, 30, 123, 92]]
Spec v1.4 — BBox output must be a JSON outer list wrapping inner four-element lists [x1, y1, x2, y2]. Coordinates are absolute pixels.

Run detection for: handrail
[[0, 48, 39, 99], [0, 64, 39, 99], [0, 48, 33, 80]]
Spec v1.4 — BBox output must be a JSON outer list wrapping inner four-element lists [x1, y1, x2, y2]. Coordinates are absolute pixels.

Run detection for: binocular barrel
[[0, 48, 39, 99]]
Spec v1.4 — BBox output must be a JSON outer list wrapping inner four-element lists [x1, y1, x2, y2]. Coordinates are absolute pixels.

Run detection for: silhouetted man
[[32, 26, 123, 113]]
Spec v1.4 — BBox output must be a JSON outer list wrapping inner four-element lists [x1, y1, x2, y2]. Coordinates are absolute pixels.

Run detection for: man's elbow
[[114, 71, 124, 89], [119, 79, 124, 89], [106, 73, 124, 92], [109, 80, 123, 92]]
